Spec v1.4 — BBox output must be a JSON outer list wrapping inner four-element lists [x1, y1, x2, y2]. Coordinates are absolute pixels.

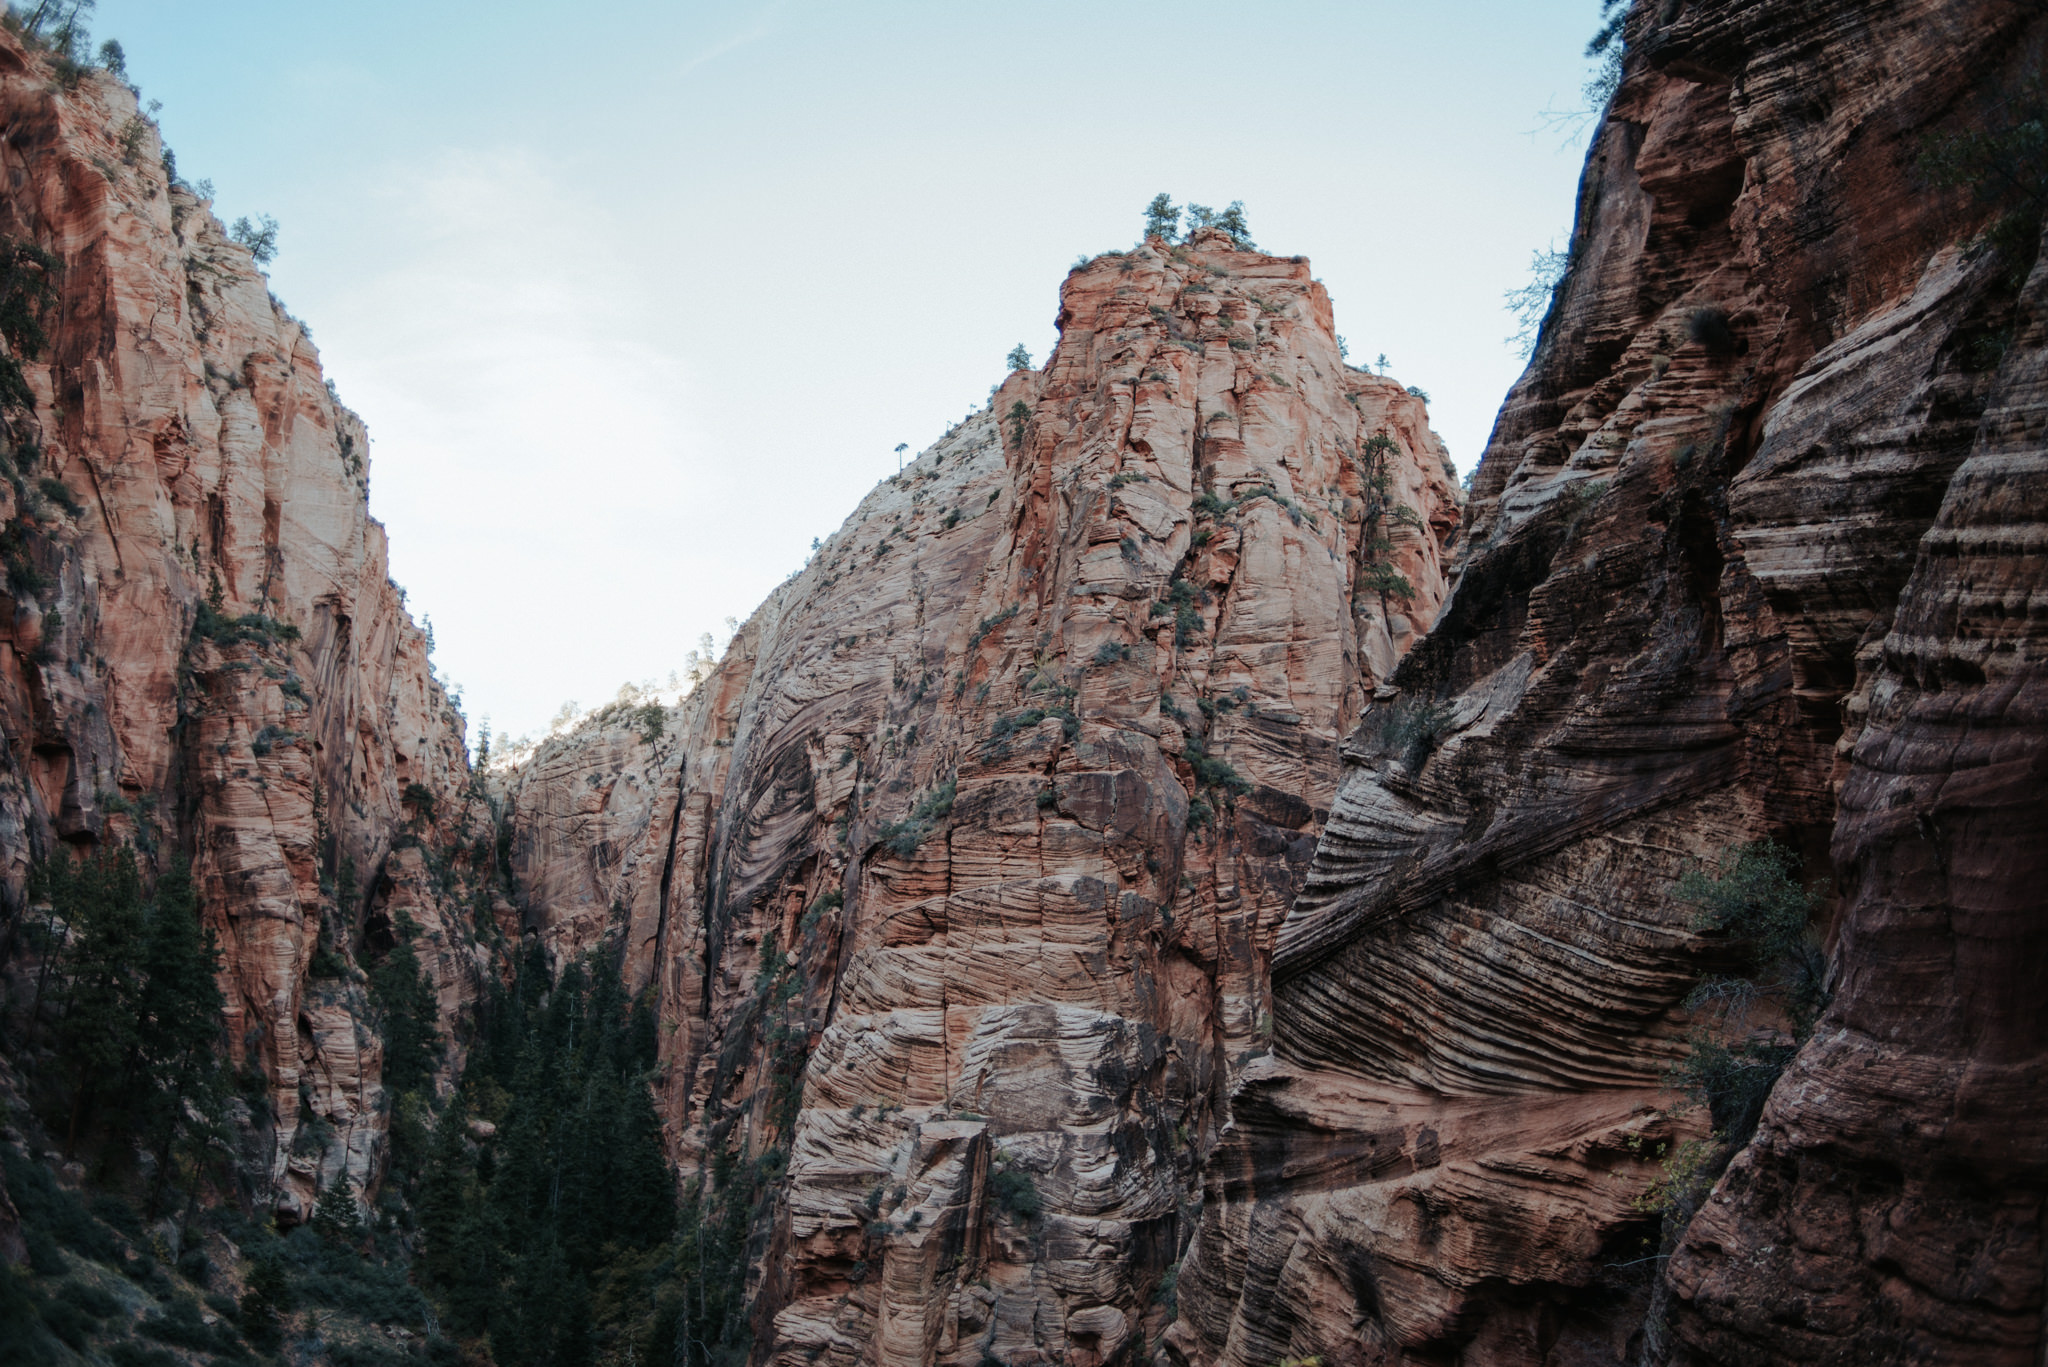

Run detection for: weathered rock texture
[[0, 34, 491, 1220], [502, 230, 1459, 1367], [1170, 1, 2048, 1364]]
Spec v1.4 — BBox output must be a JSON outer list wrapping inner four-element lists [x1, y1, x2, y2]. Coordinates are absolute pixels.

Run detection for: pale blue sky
[[91, 1, 1603, 743]]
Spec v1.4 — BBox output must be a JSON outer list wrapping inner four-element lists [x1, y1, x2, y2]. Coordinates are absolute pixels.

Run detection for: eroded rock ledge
[[498, 230, 1460, 1367], [1172, 0, 2048, 1363]]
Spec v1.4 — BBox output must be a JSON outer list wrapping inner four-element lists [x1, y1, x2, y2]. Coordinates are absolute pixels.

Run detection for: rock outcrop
[[1169, 1, 2048, 1364], [0, 33, 490, 1220], [500, 231, 1460, 1367]]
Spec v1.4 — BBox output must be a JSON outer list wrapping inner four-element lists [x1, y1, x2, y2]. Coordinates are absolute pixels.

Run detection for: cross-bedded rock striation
[[499, 230, 1459, 1367], [1170, 1, 2048, 1364]]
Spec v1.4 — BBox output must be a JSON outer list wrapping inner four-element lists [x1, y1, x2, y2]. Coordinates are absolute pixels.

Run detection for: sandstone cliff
[[1170, 1, 2048, 1364], [0, 32, 490, 1221], [499, 230, 1460, 1367]]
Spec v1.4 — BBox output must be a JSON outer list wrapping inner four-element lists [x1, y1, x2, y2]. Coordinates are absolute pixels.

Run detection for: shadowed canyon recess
[[0, 1, 2045, 1365]]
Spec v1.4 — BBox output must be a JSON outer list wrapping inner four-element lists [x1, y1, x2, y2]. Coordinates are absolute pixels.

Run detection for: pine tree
[[1214, 201, 1255, 248], [312, 1170, 366, 1246], [1141, 193, 1180, 242], [132, 858, 227, 1213], [39, 847, 147, 1152], [371, 912, 442, 1094], [418, 948, 676, 1357]]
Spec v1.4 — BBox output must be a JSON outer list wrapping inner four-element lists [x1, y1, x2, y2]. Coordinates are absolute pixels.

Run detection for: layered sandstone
[[0, 34, 489, 1219], [1170, 1, 2048, 1364], [502, 231, 1459, 1367]]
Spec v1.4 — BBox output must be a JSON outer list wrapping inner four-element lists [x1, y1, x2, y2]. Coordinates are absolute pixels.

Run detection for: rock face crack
[[0, 27, 484, 1226], [1167, 2, 2048, 1364], [500, 230, 1459, 1367]]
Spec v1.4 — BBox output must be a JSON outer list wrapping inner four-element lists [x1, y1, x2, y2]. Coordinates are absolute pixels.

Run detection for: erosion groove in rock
[[1, 0, 2041, 1360], [499, 229, 1460, 1367], [0, 31, 490, 1222], [1170, 1, 2048, 1364]]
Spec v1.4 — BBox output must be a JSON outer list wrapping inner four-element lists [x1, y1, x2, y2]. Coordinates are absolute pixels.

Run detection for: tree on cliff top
[[1142, 193, 1180, 241], [7, 0, 94, 50], [1185, 200, 1256, 249], [230, 213, 279, 266]]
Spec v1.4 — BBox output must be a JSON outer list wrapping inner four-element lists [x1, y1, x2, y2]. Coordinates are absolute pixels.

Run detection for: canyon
[[2, 0, 2045, 1364]]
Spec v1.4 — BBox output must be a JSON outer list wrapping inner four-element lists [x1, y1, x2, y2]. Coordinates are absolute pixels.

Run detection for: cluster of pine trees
[[409, 945, 756, 1367], [5, 836, 772, 1367], [15, 848, 227, 1211]]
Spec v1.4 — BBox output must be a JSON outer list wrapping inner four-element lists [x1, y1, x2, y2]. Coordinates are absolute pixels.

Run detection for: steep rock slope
[[1170, 1, 2048, 1364], [500, 231, 1460, 1367], [0, 35, 489, 1220]]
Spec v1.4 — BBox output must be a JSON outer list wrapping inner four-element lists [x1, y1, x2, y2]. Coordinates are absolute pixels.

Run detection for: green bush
[[36, 475, 79, 515], [57, 1279, 119, 1318], [1666, 1031, 1797, 1138], [109, 1341, 183, 1367], [990, 1167, 1041, 1221], [876, 778, 958, 858], [1675, 840, 1826, 1041], [1645, 839, 1828, 1234], [38, 1287, 97, 1348], [1686, 305, 1738, 354], [1368, 697, 1453, 770], [1918, 74, 2048, 286], [799, 888, 842, 939], [1183, 740, 1250, 797], [193, 602, 302, 647], [969, 604, 1018, 648], [271, 1225, 428, 1327], [987, 707, 1077, 747], [2, 1146, 122, 1266], [140, 1295, 244, 1354], [250, 723, 292, 757]]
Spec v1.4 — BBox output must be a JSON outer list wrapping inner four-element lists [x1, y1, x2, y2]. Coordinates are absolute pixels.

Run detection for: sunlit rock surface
[[502, 229, 1460, 1367], [0, 32, 489, 1221]]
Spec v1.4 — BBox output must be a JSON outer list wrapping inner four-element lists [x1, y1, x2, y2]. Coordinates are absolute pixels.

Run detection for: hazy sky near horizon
[[90, 0, 1603, 744]]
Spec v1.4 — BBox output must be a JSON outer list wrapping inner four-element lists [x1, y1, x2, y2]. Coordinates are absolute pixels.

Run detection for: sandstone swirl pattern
[[1171, 1, 2048, 1364], [500, 232, 1459, 1367]]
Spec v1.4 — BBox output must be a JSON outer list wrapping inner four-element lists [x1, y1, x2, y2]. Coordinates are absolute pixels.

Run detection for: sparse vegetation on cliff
[[1919, 71, 2048, 286], [1138, 192, 1255, 248], [875, 775, 958, 857], [1504, 244, 1571, 357], [1668, 841, 1825, 1134], [0, 235, 57, 426], [1635, 841, 1826, 1236]]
